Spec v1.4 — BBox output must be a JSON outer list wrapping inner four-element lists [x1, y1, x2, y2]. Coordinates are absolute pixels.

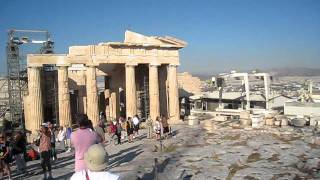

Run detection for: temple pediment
[[124, 30, 187, 48]]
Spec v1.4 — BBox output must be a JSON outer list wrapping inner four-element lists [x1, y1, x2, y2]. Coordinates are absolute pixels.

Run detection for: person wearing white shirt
[[57, 126, 66, 150], [70, 144, 120, 180], [154, 117, 162, 140], [132, 115, 140, 138]]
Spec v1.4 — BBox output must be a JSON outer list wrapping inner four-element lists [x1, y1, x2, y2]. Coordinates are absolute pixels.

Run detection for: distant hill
[[179, 67, 320, 82], [191, 73, 212, 80], [268, 67, 320, 77], [188, 67, 320, 80]]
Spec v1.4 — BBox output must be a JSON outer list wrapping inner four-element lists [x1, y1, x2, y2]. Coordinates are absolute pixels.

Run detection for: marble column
[[86, 66, 99, 126], [168, 64, 180, 122], [104, 76, 111, 120], [159, 65, 169, 117], [149, 64, 160, 121], [125, 64, 137, 118], [109, 91, 117, 120], [78, 70, 87, 114], [58, 66, 72, 127], [23, 95, 30, 131], [26, 67, 44, 133]]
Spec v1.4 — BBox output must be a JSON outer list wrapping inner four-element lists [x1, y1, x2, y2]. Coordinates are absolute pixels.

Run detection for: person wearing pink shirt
[[71, 115, 101, 172]]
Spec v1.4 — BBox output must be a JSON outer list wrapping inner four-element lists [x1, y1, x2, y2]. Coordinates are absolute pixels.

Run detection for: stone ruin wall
[[178, 72, 203, 96]]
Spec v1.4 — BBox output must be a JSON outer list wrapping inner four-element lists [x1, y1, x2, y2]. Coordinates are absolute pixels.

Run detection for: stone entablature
[[69, 45, 180, 57], [28, 30, 186, 67]]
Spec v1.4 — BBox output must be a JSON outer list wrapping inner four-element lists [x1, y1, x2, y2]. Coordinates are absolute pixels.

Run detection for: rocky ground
[[156, 121, 320, 180], [8, 120, 320, 180]]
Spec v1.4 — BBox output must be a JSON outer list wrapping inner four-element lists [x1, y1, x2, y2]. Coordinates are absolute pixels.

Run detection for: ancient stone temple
[[24, 30, 187, 133]]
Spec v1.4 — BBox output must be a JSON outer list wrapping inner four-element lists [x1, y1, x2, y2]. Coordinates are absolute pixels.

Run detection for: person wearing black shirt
[[48, 122, 57, 161], [12, 132, 27, 174]]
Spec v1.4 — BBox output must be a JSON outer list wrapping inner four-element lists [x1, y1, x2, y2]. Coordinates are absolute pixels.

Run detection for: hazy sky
[[1, 0, 319, 75]]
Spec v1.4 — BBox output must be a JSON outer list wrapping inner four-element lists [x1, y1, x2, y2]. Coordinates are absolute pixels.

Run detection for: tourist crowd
[[0, 113, 172, 179]]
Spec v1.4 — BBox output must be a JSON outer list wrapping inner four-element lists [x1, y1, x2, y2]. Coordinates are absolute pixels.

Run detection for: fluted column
[[104, 76, 111, 120], [86, 66, 99, 126], [58, 66, 72, 127], [109, 91, 117, 120], [125, 64, 137, 118], [78, 70, 87, 114], [26, 67, 43, 133], [149, 64, 160, 121], [159, 65, 169, 117], [168, 64, 180, 122], [23, 95, 30, 131]]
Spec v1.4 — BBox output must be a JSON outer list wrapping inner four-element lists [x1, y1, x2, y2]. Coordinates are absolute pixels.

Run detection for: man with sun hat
[[70, 144, 120, 180]]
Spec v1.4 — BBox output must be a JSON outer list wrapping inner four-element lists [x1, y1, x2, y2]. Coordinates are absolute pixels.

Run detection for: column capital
[[168, 64, 179, 67], [27, 64, 43, 68], [56, 63, 71, 67], [125, 62, 138, 67], [86, 64, 98, 68], [149, 63, 161, 67]]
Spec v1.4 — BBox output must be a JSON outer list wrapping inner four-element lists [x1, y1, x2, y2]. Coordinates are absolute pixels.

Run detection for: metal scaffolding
[[6, 29, 54, 128], [140, 75, 150, 120]]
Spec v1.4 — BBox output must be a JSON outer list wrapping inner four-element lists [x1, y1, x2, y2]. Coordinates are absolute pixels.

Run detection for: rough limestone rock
[[203, 119, 215, 133], [265, 118, 274, 126], [240, 119, 252, 126], [291, 118, 306, 127], [274, 121, 281, 126], [240, 111, 251, 119], [281, 119, 288, 126], [251, 114, 265, 128], [188, 116, 199, 126], [232, 122, 241, 128], [215, 116, 228, 122], [310, 118, 318, 126], [314, 137, 320, 145]]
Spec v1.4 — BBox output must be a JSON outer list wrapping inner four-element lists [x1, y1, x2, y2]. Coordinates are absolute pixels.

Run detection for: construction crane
[[6, 29, 54, 128]]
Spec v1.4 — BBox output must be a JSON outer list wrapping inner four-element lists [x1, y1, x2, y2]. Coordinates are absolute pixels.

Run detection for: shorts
[[127, 129, 134, 135]]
